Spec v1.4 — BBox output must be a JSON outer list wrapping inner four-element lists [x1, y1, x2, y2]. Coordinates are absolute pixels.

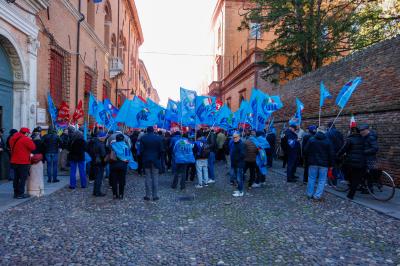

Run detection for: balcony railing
[[208, 81, 222, 96], [109, 57, 124, 79]]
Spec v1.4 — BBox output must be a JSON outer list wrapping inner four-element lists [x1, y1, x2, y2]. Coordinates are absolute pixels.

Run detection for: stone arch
[[0, 34, 25, 83]]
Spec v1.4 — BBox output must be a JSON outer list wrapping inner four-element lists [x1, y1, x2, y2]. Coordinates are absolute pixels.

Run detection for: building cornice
[[0, 0, 40, 37], [25, 0, 49, 13], [125, 0, 144, 45], [61, 0, 109, 56]]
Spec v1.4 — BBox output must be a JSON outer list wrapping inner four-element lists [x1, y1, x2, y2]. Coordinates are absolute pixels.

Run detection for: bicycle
[[328, 167, 396, 201]]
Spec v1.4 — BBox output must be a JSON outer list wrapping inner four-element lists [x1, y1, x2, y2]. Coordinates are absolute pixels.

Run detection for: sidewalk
[[0, 172, 70, 212], [270, 162, 400, 220]]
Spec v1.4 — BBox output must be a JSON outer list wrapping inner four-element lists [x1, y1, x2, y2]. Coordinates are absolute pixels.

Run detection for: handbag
[[31, 154, 43, 164]]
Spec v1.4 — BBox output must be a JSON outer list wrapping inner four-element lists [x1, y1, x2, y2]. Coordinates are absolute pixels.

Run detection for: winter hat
[[98, 132, 107, 138], [147, 126, 154, 133], [307, 125, 317, 134], [359, 123, 369, 131], [20, 127, 31, 134]]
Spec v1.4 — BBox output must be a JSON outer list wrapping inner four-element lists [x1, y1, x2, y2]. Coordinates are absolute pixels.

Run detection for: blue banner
[[195, 96, 216, 126], [336, 77, 362, 109], [180, 87, 197, 126]]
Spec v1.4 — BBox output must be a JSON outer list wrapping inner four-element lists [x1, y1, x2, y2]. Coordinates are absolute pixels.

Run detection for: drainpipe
[[115, 0, 120, 105], [127, 19, 131, 99], [75, 0, 84, 106]]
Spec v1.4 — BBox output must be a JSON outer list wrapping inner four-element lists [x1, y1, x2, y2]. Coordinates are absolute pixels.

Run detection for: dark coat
[[140, 132, 163, 168], [302, 133, 315, 157], [87, 138, 106, 165], [363, 131, 378, 164], [304, 132, 335, 167], [60, 133, 70, 149], [266, 132, 276, 150], [285, 129, 300, 155], [244, 139, 258, 162], [326, 128, 344, 154], [337, 133, 366, 169], [42, 133, 61, 154], [207, 132, 217, 152], [68, 138, 86, 162], [230, 140, 245, 169]]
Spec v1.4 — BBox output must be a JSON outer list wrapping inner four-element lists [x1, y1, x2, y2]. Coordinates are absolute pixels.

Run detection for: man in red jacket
[[9, 127, 36, 199]]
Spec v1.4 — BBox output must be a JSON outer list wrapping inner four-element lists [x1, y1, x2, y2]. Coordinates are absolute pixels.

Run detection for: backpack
[[197, 139, 210, 159]]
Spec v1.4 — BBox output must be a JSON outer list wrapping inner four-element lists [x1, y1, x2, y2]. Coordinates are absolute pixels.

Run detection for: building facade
[[0, 0, 49, 134], [35, 0, 143, 127], [206, 0, 279, 111], [138, 59, 159, 104]]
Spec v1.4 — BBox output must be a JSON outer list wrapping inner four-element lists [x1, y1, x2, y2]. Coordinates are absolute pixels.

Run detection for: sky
[[135, 0, 217, 106]]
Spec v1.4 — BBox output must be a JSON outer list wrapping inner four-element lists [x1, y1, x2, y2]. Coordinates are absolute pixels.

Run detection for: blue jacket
[[140, 132, 163, 168], [285, 129, 300, 155], [304, 132, 335, 167]]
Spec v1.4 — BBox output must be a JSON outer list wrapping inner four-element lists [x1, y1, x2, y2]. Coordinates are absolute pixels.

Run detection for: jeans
[[287, 152, 298, 180], [12, 164, 30, 196], [45, 153, 58, 181], [196, 159, 208, 186], [92, 164, 105, 195], [159, 152, 166, 174], [145, 164, 159, 199], [208, 152, 215, 180], [70, 161, 86, 188], [172, 163, 187, 190], [307, 165, 328, 199], [229, 167, 235, 183], [245, 161, 257, 186], [234, 168, 244, 193]]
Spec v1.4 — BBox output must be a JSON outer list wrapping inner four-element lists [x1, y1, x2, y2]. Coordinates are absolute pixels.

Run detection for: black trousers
[[282, 152, 288, 168], [110, 161, 128, 197], [266, 148, 273, 167], [92, 164, 105, 195], [245, 161, 257, 186], [172, 163, 187, 190], [287, 153, 298, 180], [185, 163, 196, 181], [346, 167, 365, 199], [12, 164, 30, 196], [303, 162, 309, 183]]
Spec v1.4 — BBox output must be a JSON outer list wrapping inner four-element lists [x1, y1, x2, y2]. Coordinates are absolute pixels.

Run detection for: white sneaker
[[207, 179, 216, 184], [251, 183, 261, 188], [233, 191, 244, 197], [195, 185, 203, 189]]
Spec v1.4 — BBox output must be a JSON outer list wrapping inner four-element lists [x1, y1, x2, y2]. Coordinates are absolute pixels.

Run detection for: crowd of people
[[0, 119, 378, 201]]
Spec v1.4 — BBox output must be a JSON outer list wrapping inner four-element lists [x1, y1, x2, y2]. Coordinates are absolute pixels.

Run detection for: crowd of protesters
[[0, 119, 378, 202]]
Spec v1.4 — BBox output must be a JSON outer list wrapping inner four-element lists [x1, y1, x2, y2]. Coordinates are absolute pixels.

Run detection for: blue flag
[[319, 81, 332, 107], [47, 93, 58, 123], [88, 93, 98, 116], [146, 98, 167, 128], [180, 87, 197, 126], [215, 105, 234, 130], [335, 77, 362, 109], [115, 99, 133, 124], [103, 98, 119, 117], [165, 99, 180, 122], [96, 101, 116, 130], [195, 96, 216, 126], [295, 98, 304, 125]]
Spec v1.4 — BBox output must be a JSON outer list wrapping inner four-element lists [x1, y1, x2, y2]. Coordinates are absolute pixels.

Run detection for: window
[[102, 80, 111, 100], [111, 34, 116, 56], [87, 0, 95, 29], [50, 49, 64, 107], [84, 73, 93, 95], [226, 97, 231, 109], [104, 2, 112, 49], [239, 89, 246, 105], [250, 22, 262, 39]]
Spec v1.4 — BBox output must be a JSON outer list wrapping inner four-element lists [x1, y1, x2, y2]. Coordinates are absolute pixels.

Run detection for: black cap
[[116, 134, 124, 142], [147, 126, 154, 133]]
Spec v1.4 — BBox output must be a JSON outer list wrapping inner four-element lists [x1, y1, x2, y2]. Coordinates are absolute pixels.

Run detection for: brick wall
[[265, 35, 400, 185]]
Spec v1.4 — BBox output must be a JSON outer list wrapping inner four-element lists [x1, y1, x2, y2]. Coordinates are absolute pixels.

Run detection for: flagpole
[[330, 108, 344, 130], [318, 107, 322, 127]]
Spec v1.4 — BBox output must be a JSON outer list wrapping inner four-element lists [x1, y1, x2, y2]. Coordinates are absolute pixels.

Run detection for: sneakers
[[195, 184, 203, 189], [207, 179, 216, 184], [251, 183, 261, 188], [232, 191, 244, 197]]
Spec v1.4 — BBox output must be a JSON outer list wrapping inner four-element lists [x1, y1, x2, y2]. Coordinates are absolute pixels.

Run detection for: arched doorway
[[0, 43, 13, 134]]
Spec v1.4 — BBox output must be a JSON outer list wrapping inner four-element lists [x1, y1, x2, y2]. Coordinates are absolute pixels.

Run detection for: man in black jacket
[[359, 123, 379, 191], [140, 126, 163, 201], [42, 126, 61, 183], [304, 126, 335, 200], [285, 123, 301, 183], [302, 125, 317, 183], [87, 131, 107, 197]]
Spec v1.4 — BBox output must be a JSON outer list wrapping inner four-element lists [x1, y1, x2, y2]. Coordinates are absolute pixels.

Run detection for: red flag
[[138, 95, 147, 103], [216, 99, 223, 110], [71, 100, 84, 124], [350, 115, 357, 128], [57, 101, 70, 122]]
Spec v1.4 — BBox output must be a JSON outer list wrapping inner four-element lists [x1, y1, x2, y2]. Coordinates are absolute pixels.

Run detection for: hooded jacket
[[304, 132, 335, 167], [230, 140, 245, 168], [9, 132, 36, 164], [363, 130, 378, 164]]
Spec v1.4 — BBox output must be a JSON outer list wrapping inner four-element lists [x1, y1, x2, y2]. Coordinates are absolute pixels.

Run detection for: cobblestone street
[[0, 163, 399, 265]]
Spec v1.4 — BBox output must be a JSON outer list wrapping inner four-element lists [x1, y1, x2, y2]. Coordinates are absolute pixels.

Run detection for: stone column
[[27, 36, 39, 129]]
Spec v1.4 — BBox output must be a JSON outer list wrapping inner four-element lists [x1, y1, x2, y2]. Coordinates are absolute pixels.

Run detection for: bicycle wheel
[[368, 170, 396, 201], [328, 168, 349, 192]]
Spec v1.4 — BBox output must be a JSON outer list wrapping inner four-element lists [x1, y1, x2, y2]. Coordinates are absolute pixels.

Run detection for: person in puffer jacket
[[337, 127, 366, 200], [304, 126, 334, 201]]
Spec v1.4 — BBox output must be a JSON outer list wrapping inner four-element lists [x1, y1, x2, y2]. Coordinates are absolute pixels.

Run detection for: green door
[[0, 44, 13, 135]]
